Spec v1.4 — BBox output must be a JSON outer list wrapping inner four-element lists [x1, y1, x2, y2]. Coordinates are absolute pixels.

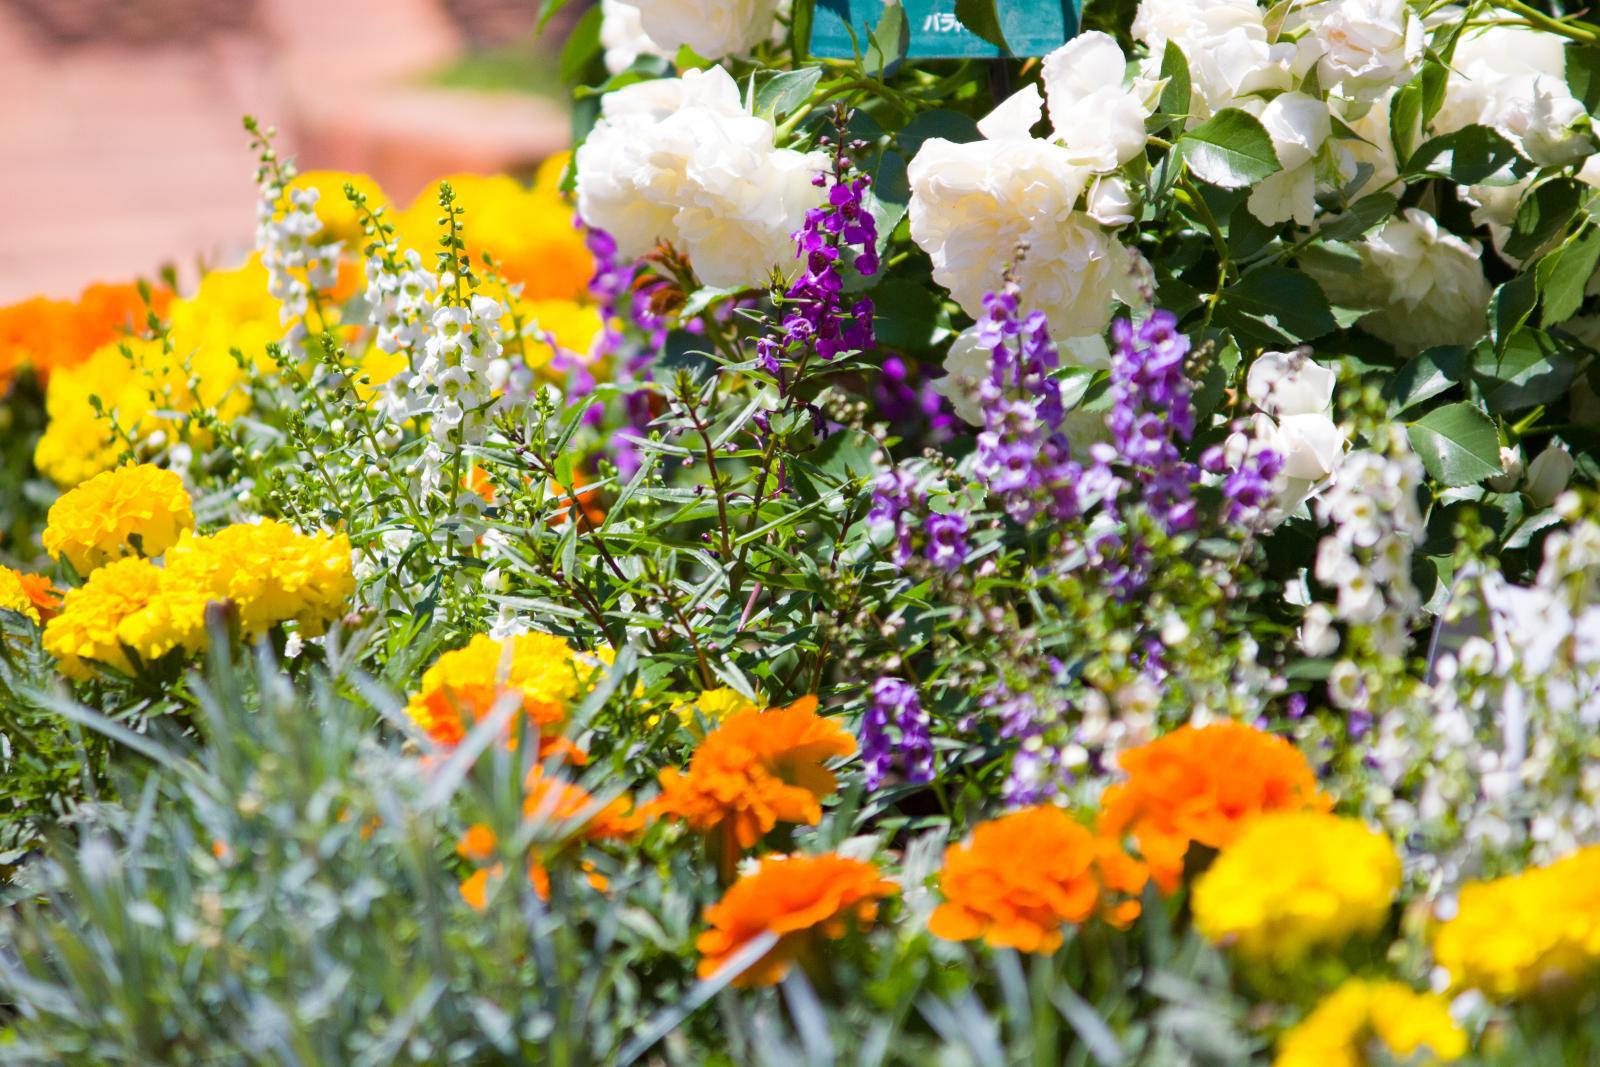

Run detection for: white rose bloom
[[575, 66, 825, 287], [1236, 350, 1346, 512], [1247, 348, 1336, 417], [616, 0, 779, 60], [1041, 32, 1152, 171], [600, 0, 670, 73], [1350, 208, 1493, 353], [1086, 175, 1136, 227], [1332, 91, 1399, 192], [909, 88, 1132, 336], [1299, 0, 1422, 102], [932, 328, 989, 426], [1436, 24, 1592, 167], [1247, 92, 1331, 225], [1133, 0, 1292, 117]]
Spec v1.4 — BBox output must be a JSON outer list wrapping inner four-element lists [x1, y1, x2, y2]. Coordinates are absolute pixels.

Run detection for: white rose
[[1301, 0, 1422, 102], [1525, 445, 1574, 508], [617, 0, 779, 60], [1086, 175, 1136, 227], [1332, 91, 1399, 192], [600, 0, 670, 73], [1247, 349, 1337, 417], [1041, 32, 1151, 171], [1247, 92, 1331, 226], [1436, 25, 1592, 166], [575, 66, 825, 287], [1133, 0, 1292, 117]]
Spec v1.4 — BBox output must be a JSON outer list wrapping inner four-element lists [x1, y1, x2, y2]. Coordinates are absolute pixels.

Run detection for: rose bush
[[3, 0, 1600, 1062]]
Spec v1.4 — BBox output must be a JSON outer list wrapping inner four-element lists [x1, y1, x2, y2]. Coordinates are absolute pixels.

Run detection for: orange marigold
[[1097, 721, 1330, 892], [650, 696, 855, 851], [19, 574, 62, 622], [697, 852, 897, 987], [930, 805, 1147, 953]]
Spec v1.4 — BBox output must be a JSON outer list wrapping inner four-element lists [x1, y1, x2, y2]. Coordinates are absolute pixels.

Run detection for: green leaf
[[1478, 329, 1578, 413], [1567, 44, 1600, 115], [1490, 273, 1538, 355], [1153, 41, 1191, 130], [558, 4, 603, 85], [871, 279, 943, 350], [866, 150, 910, 246], [1404, 124, 1526, 184], [1539, 224, 1600, 325], [954, 0, 1009, 50], [1389, 80, 1423, 163], [1176, 109, 1281, 189], [866, 1, 907, 74], [897, 110, 981, 158], [1214, 268, 1337, 345], [753, 67, 823, 121], [1504, 178, 1583, 261], [1316, 192, 1398, 243], [792, 0, 815, 57], [1384, 345, 1468, 413], [1407, 402, 1502, 487]]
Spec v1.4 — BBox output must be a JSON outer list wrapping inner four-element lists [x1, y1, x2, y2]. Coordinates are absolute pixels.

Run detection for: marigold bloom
[[1098, 721, 1330, 892], [0, 567, 42, 625], [929, 805, 1147, 952], [697, 852, 897, 987], [1275, 979, 1466, 1067], [1432, 843, 1600, 1000], [399, 166, 593, 302], [42, 556, 165, 678], [166, 258, 285, 376], [1193, 812, 1400, 966], [18, 573, 60, 622], [42, 464, 195, 575], [288, 170, 388, 247], [656, 686, 760, 732], [651, 696, 855, 850], [404, 632, 608, 755]]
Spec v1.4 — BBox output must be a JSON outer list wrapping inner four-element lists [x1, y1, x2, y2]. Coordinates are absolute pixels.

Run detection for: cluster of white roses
[[602, 0, 777, 68], [576, 66, 825, 289]]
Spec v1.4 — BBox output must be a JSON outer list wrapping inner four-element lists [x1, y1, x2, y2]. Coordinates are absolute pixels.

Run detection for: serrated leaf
[[1504, 178, 1582, 260], [1176, 109, 1281, 188], [1490, 273, 1538, 354], [954, 0, 1008, 50], [1154, 41, 1190, 128], [1214, 267, 1337, 344], [1384, 345, 1468, 413], [1407, 402, 1502, 487], [1538, 223, 1600, 325], [1405, 124, 1526, 184], [1316, 192, 1398, 243], [753, 67, 823, 121]]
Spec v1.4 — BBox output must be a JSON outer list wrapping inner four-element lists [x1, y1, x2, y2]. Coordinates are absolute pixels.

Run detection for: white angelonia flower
[[1041, 32, 1152, 171], [1247, 92, 1331, 226], [615, 0, 779, 60], [600, 0, 670, 73], [1299, 602, 1340, 656], [1525, 444, 1574, 507], [575, 66, 825, 288], [1435, 24, 1593, 167], [1297, 0, 1422, 102]]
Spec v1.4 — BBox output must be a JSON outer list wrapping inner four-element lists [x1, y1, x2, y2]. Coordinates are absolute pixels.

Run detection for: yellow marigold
[[1098, 721, 1331, 892], [649, 696, 856, 852], [1432, 843, 1600, 1000], [1192, 812, 1400, 965], [654, 685, 761, 732], [167, 257, 285, 377], [929, 805, 1148, 953], [512, 298, 604, 373], [42, 464, 194, 574], [404, 631, 607, 757], [0, 567, 41, 625], [398, 172, 593, 302], [1275, 979, 1466, 1067], [697, 852, 897, 987], [154, 521, 355, 641], [42, 556, 165, 678]]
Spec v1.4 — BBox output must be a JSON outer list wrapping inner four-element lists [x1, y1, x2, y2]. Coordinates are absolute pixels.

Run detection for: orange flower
[[1097, 721, 1330, 892], [650, 696, 855, 852], [0, 282, 170, 391], [74, 281, 171, 350], [18, 573, 61, 622], [696, 852, 897, 987], [456, 769, 643, 908], [929, 805, 1146, 953]]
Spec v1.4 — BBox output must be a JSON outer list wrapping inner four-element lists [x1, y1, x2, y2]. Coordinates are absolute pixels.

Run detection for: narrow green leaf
[[954, 0, 1009, 50], [1539, 224, 1600, 325], [1316, 193, 1398, 243], [1406, 402, 1502, 487], [558, 4, 603, 85], [1384, 346, 1468, 413], [1154, 41, 1191, 129]]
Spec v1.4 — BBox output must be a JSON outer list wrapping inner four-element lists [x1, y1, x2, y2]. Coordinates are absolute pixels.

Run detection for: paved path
[[0, 0, 568, 303]]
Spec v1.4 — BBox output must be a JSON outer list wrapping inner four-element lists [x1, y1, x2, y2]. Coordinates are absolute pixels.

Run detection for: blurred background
[[0, 0, 577, 302]]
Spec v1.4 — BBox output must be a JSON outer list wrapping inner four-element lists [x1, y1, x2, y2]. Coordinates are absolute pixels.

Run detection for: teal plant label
[[809, 0, 1080, 59]]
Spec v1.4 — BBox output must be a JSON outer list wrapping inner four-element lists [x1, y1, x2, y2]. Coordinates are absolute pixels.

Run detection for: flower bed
[[3, 0, 1600, 1062]]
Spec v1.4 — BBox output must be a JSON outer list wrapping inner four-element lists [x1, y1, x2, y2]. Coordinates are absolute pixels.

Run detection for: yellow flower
[[1432, 843, 1600, 1000], [659, 686, 760, 731], [42, 556, 165, 679], [404, 631, 608, 756], [1275, 979, 1466, 1067], [354, 344, 409, 403], [167, 257, 286, 376], [0, 567, 41, 625], [511, 298, 604, 373], [42, 464, 194, 574], [1192, 812, 1400, 965]]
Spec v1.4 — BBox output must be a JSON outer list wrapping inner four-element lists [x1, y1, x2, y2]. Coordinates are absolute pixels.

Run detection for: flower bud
[[1525, 444, 1573, 508]]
